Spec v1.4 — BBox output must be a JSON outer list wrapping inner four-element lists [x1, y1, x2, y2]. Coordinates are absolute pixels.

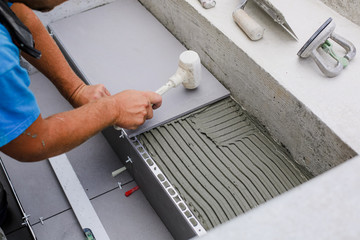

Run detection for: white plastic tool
[[155, 50, 201, 96]]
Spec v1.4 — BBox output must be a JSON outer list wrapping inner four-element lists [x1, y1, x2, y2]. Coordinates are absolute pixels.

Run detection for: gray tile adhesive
[[139, 97, 312, 230]]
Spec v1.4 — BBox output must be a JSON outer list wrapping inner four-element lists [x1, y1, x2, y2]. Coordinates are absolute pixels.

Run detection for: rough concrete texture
[[321, 0, 360, 26], [138, 0, 357, 176], [139, 98, 311, 230]]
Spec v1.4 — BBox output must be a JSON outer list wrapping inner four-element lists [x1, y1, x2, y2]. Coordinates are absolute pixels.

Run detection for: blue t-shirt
[[0, 4, 41, 147]]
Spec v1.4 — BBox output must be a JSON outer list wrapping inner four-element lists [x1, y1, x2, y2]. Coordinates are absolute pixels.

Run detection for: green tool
[[84, 228, 96, 240], [321, 40, 349, 68]]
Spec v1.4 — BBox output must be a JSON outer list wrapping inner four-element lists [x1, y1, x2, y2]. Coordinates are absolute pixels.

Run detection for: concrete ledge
[[321, 0, 360, 26], [139, 0, 358, 176]]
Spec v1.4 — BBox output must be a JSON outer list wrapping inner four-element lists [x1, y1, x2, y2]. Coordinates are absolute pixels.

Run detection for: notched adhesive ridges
[[139, 97, 312, 230]]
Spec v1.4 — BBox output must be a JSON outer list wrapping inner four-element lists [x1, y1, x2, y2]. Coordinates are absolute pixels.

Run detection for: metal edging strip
[[129, 136, 207, 237]]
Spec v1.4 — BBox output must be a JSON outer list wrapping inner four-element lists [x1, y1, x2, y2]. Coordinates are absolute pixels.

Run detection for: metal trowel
[[233, 0, 298, 41]]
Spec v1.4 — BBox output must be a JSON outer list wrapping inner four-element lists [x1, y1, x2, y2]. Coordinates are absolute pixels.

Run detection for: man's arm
[[1, 3, 162, 162], [11, 3, 109, 107], [0, 90, 162, 162]]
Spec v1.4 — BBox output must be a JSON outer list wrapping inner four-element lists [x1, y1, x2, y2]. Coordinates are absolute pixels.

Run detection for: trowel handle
[[233, 8, 264, 41]]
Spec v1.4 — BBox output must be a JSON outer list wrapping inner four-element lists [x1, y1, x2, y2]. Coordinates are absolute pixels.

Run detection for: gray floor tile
[[48, 0, 229, 137], [29, 71, 72, 117], [66, 133, 133, 199], [0, 154, 70, 225], [31, 209, 84, 240], [92, 182, 174, 240]]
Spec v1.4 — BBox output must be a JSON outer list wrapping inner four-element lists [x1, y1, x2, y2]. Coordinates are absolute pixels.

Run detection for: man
[[0, 0, 162, 162]]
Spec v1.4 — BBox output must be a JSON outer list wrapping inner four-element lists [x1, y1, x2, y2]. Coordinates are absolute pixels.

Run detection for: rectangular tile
[[48, 0, 229, 137], [91, 182, 174, 240], [31, 182, 173, 240], [31, 209, 84, 240]]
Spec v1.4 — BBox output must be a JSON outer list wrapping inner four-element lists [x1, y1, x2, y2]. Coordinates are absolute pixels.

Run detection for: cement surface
[[48, 0, 229, 137], [139, 98, 310, 230], [196, 156, 360, 240], [139, 0, 357, 176]]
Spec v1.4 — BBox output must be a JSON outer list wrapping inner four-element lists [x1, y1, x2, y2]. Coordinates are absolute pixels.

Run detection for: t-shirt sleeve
[[0, 26, 40, 147]]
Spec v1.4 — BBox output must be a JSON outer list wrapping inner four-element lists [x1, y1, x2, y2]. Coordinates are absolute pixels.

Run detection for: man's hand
[[112, 90, 162, 130], [69, 84, 111, 108], [0, 90, 162, 162]]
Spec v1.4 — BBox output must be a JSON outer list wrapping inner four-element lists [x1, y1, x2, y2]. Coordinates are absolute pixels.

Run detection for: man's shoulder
[[0, 23, 20, 75]]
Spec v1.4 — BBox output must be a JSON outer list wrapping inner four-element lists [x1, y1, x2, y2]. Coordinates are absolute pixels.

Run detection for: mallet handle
[[155, 81, 176, 96]]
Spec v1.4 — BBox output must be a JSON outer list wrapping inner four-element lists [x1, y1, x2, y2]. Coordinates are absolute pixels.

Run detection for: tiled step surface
[[48, 0, 229, 137]]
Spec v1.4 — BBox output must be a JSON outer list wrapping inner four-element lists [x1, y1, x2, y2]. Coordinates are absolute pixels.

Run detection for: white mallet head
[[155, 50, 201, 96], [170, 50, 201, 89]]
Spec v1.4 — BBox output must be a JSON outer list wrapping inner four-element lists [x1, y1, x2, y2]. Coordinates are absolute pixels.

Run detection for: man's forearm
[[2, 3, 163, 162], [0, 90, 162, 162], [0, 96, 117, 162], [11, 3, 86, 104]]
